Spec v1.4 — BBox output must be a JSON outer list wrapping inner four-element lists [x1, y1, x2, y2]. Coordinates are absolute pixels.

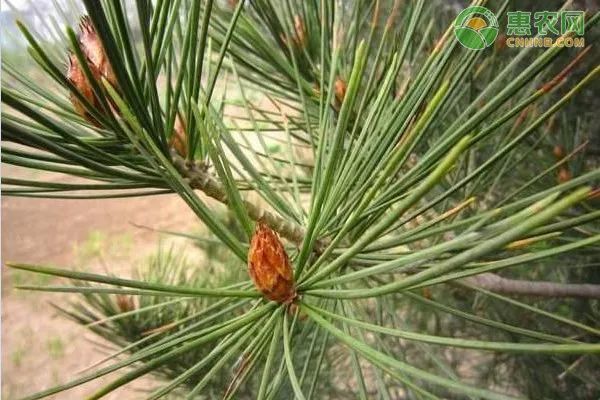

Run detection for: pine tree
[[2, 1, 599, 398]]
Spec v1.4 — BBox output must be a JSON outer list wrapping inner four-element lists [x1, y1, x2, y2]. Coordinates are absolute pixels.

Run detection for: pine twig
[[171, 153, 316, 248], [462, 273, 600, 299]]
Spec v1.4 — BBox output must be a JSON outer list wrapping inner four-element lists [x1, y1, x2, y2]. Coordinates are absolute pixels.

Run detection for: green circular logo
[[454, 6, 499, 50]]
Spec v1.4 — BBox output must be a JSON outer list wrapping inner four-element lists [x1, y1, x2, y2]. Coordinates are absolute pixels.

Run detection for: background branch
[[462, 273, 600, 299]]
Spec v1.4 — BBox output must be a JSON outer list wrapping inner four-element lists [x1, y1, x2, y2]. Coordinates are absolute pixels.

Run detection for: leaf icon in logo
[[454, 6, 499, 50]]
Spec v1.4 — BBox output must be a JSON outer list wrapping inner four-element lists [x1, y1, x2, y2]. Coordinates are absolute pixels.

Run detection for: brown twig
[[462, 273, 600, 299], [171, 153, 325, 250]]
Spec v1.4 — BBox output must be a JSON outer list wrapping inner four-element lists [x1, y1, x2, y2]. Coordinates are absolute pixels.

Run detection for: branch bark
[[171, 154, 310, 246], [462, 273, 600, 299]]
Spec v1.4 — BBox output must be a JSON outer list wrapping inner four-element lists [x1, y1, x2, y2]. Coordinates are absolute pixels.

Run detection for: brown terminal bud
[[79, 16, 117, 88], [248, 221, 296, 304], [293, 15, 306, 48], [115, 294, 135, 313], [280, 15, 306, 50], [334, 77, 347, 105], [553, 145, 565, 159], [332, 77, 347, 112], [66, 15, 120, 124], [558, 167, 571, 183], [66, 51, 101, 125], [169, 114, 188, 157]]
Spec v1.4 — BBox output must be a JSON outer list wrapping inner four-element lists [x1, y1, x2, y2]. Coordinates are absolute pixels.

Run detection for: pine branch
[[174, 151, 600, 299], [462, 273, 600, 299], [171, 152, 316, 248]]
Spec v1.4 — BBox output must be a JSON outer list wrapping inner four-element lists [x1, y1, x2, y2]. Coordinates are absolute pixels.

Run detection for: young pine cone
[[248, 222, 297, 304]]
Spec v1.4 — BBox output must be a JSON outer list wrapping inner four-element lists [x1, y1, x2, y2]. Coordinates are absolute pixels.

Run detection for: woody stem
[[171, 153, 312, 247], [461, 273, 600, 299]]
